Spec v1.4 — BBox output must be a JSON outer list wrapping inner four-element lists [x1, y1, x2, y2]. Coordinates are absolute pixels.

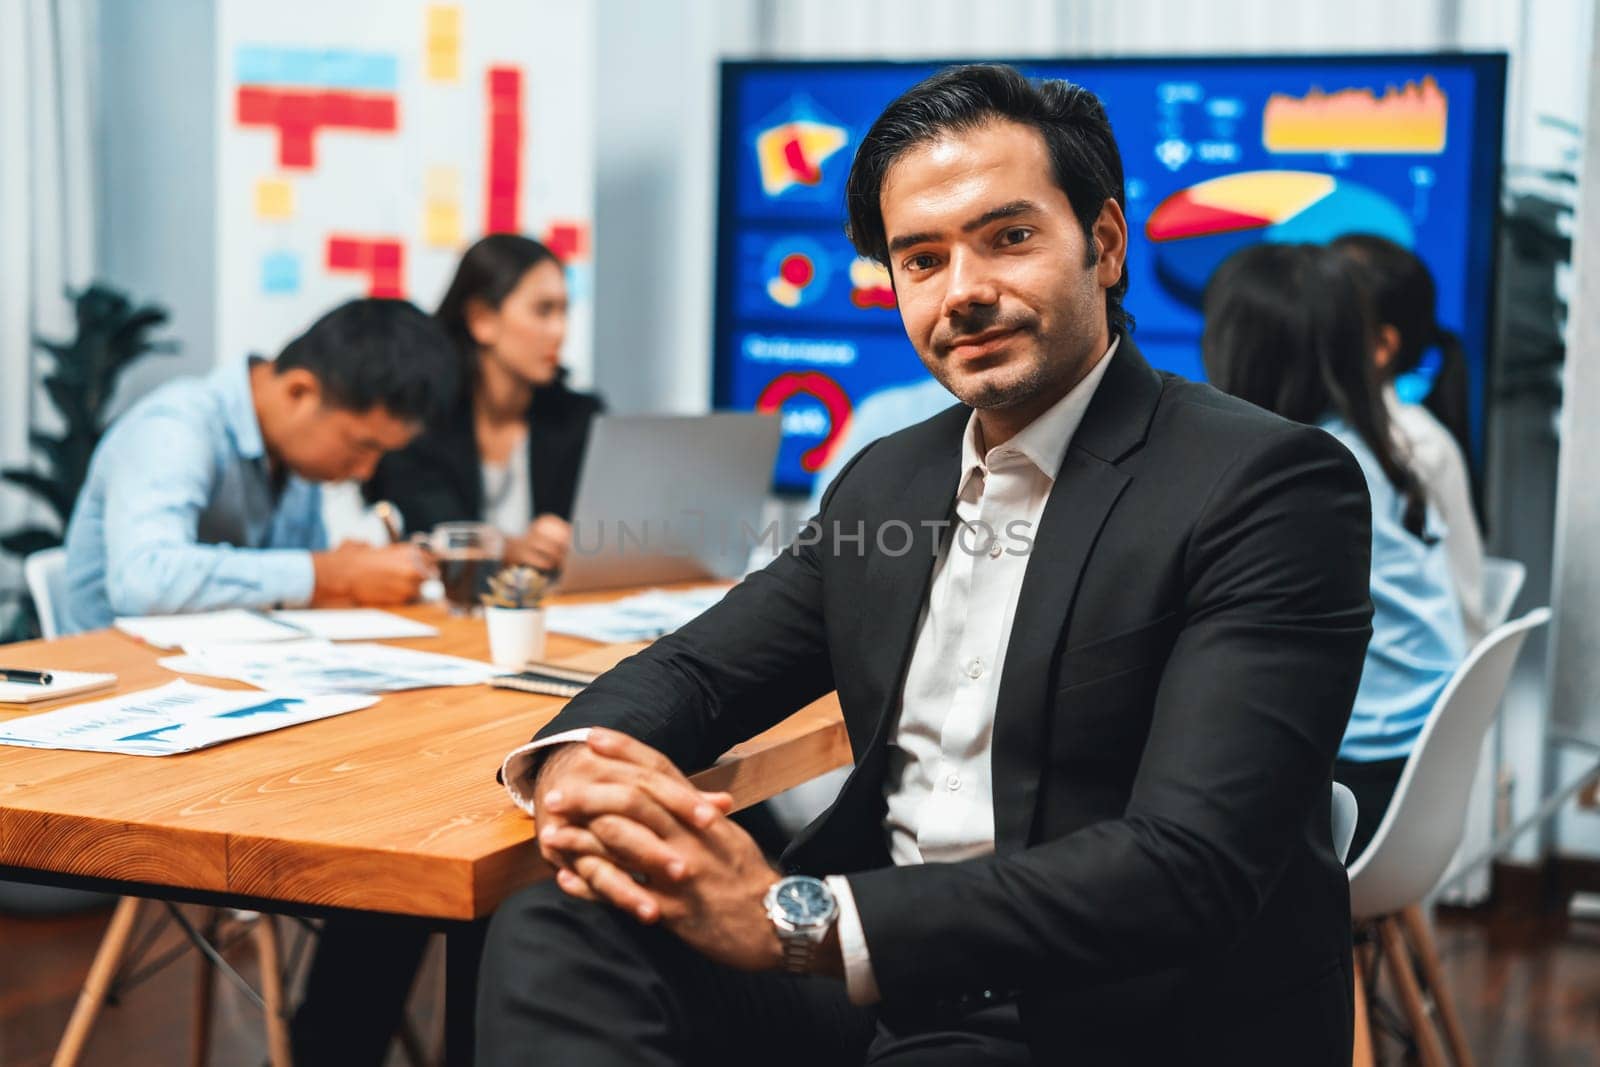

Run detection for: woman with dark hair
[[364, 233, 604, 571], [294, 237, 602, 1067], [1333, 233, 1487, 640], [1202, 242, 1466, 861]]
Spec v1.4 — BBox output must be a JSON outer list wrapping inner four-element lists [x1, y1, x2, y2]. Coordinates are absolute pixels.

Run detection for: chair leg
[[190, 909, 219, 1067], [52, 896, 146, 1067], [253, 915, 294, 1067], [1378, 915, 1449, 1067], [1352, 950, 1375, 1067], [1401, 905, 1475, 1067]]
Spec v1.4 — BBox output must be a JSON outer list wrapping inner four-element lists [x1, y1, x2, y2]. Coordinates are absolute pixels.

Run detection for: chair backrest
[[1479, 556, 1526, 633], [1347, 607, 1550, 919], [24, 547, 69, 640], [1331, 781, 1359, 866]]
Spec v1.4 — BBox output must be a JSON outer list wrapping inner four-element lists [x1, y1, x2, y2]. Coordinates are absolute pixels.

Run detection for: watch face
[[776, 877, 833, 924]]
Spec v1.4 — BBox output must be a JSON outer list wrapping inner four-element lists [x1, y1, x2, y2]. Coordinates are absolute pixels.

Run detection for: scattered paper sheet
[[115, 610, 303, 649], [116, 609, 438, 649], [160, 640, 496, 694], [0, 681, 377, 756], [268, 609, 438, 641], [544, 586, 730, 643]]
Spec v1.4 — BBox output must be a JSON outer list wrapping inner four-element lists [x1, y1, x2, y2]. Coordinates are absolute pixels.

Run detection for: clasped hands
[[532, 728, 794, 973]]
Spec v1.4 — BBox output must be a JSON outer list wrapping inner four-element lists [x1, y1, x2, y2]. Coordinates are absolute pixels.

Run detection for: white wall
[[590, 0, 760, 413], [95, 0, 217, 415]]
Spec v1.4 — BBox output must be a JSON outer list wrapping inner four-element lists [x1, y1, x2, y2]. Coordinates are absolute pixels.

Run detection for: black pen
[[0, 668, 53, 686]]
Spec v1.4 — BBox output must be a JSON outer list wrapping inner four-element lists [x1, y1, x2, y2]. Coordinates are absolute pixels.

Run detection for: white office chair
[[1347, 606, 1550, 1067], [24, 546, 69, 639], [1442, 555, 1528, 908], [1331, 781, 1359, 867], [1478, 556, 1526, 633]]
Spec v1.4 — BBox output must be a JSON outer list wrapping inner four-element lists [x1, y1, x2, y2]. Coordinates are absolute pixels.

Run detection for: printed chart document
[[0, 681, 377, 756], [116, 609, 437, 649], [160, 640, 496, 694], [545, 586, 731, 643]]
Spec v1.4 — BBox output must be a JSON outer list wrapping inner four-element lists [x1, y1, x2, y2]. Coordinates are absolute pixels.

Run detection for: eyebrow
[[885, 200, 1041, 255]]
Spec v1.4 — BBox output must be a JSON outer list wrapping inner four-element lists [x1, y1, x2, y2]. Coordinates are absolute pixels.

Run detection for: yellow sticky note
[[426, 5, 462, 82], [425, 202, 462, 248], [255, 178, 294, 220]]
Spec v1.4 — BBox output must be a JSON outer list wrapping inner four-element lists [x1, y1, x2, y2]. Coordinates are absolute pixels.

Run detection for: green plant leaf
[[0, 468, 75, 524], [0, 526, 62, 557]]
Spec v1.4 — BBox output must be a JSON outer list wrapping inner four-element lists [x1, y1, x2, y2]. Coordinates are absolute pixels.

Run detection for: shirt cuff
[[267, 549, 317, 609], [500, 729, 594, 816], [826, 875, 881, 1005]]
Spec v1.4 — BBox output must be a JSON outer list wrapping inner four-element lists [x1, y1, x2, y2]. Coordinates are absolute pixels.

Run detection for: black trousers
[[289, 912, 432, 1067], [1334, 756, 1408, 865], [475, 880, 1034, 1066]]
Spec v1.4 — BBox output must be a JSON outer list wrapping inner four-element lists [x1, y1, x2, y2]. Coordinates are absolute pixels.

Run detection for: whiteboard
[[216, 0, 596, 386]]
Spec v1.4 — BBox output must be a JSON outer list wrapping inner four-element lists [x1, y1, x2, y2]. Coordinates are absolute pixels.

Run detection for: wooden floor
[[0, 897, 1596, 1065]]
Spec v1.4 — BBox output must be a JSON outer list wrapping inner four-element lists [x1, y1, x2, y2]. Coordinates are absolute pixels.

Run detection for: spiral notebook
[[488, 663, 600, 698]]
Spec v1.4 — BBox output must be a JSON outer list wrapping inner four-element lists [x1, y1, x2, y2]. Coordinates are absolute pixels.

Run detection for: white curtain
[[0, 0, 97, 619]]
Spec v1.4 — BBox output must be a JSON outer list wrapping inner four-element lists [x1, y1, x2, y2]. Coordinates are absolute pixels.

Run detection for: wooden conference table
[[0, 589, 850, 1063]]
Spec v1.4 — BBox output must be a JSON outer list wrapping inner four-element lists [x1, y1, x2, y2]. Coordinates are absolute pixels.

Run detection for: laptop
[[556, 412, 782, 593]]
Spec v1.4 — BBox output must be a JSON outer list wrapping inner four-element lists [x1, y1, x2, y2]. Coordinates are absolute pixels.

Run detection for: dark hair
[[1201, 243, 1430, 540], [435, 234, 563, 399], [844, 63, 1132, 336], [274, 298, 458, 424], [1330, 233, 1473, 463]]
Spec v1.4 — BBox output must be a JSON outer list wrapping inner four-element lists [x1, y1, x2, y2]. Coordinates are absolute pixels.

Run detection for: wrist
[[310, 548, 353, 602]]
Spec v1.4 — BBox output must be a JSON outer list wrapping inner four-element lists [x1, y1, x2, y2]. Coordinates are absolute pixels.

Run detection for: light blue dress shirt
[[806, 377, 956, 513], [1321, 416, 1467, 762], [61, 359, 325, 633]]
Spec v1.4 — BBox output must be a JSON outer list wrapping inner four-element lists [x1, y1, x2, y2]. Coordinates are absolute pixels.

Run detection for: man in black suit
[[478, 64, 1372, 1065]]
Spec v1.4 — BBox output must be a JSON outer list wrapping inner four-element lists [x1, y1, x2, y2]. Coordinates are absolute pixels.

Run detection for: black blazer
[[532, 339, 1373, 1062], [364, 376, 604, 534]]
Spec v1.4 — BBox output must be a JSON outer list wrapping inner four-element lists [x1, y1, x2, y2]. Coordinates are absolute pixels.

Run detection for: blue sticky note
[[262, 252, 301, 295]]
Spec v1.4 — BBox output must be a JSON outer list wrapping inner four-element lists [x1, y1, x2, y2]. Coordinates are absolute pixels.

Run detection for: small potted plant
[[481, 565, 551, 668]]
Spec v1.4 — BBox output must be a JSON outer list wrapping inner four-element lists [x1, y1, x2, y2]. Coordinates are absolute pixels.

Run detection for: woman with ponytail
[[1203, 242, 1466, 861], [1333, 233, 1486, 641]]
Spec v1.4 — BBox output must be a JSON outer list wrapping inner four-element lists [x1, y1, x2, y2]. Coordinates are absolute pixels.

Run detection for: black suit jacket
[[531, 339, 1372, 1062], [363, 376, 603, 533]]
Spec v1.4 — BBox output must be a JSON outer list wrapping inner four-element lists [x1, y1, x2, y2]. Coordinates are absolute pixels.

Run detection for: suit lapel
[[859, 412, 965, 754], [990, 338, 1164, 852]]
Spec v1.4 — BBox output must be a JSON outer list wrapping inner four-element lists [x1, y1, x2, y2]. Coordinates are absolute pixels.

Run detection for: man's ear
[[277, 366, 324, 408], [1092, 199, 1128, 290]]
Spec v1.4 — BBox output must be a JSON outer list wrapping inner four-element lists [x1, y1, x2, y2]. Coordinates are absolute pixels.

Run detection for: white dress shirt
[[1384, 385, 1486, 641], [501, 340, 1118, 1005]]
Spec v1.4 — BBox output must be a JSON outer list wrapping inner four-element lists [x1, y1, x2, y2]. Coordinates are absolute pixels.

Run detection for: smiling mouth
[[947, 328, 1019, 359]]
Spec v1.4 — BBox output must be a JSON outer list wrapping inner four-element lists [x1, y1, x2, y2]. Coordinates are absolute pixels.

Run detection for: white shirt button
[[965, 658, 984, 679], [946, 774, 962, 791], [988, 541, 1004, 559]]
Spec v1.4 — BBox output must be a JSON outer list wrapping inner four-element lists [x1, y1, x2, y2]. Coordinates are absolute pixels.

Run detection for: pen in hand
[[0, 668, 53, 686], [374, 501, 404, 545]]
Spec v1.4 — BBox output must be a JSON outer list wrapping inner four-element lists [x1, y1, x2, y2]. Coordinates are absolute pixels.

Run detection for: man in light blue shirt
[[61, 299, 459, 633]]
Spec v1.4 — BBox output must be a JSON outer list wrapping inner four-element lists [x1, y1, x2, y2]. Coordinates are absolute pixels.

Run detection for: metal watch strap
[[780, 933, 817, 973]]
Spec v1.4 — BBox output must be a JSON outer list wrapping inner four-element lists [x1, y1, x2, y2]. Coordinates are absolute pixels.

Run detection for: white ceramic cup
[[485, 606, 546, 669]]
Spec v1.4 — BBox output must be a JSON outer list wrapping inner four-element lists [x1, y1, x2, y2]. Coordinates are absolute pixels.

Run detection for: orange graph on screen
[[1262, 76, 1447, 154], [756, 120, 848, 196], [756, 372, 852, 472]]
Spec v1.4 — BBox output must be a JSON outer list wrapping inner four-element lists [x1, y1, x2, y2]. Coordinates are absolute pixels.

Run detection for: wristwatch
[[763, 875, 838, 974]]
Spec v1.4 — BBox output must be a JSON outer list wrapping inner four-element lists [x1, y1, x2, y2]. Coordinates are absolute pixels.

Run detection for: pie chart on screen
[[1145, 170, 1414, 305]]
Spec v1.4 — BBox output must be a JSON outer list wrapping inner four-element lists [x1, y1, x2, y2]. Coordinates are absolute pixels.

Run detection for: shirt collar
[[957, 335, 1120, 493], [213, 357, 267, 461]]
